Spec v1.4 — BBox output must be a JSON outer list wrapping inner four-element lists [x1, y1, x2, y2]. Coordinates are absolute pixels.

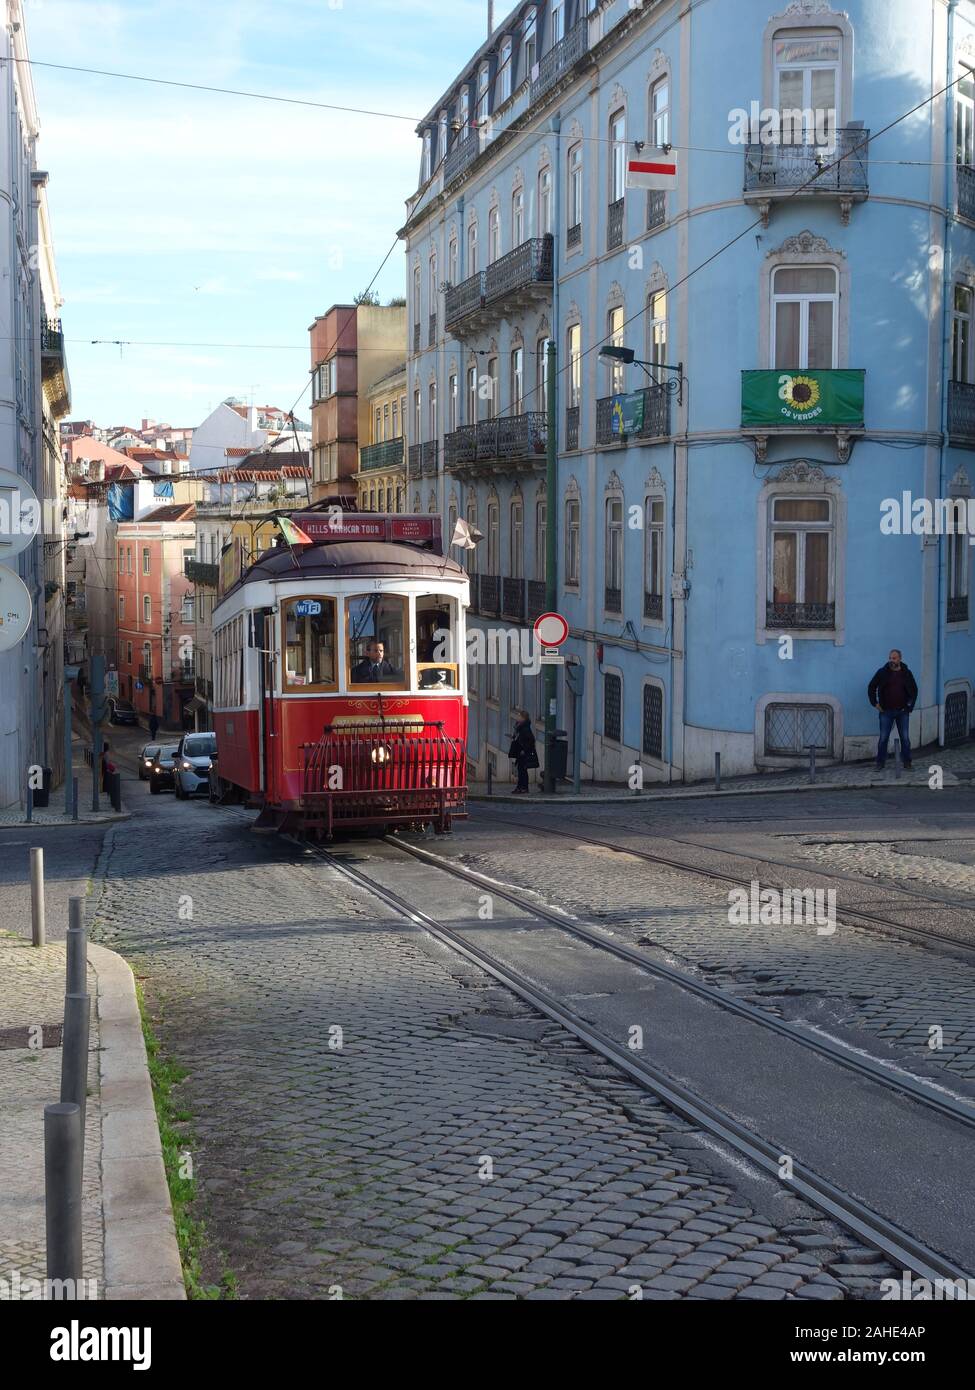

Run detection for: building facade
[[116, 506, 196, 724], [357, 362, 408, 511], [402, 0, 975, 784], [308, 303, 407, 502]]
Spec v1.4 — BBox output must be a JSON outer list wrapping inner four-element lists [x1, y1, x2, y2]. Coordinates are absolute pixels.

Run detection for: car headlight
[[181, 760, 193, 771]]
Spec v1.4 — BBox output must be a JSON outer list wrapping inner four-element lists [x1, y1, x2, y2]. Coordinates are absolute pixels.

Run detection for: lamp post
[[598, 344, 685, 403]]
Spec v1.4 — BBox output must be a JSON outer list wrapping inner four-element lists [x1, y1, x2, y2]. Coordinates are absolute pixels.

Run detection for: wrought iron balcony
[[444, 270, 486, 333], [444, 412, 547, 477], [608, 199, 624, 250], [948, 379, 975, 448], [605, 586, 622, 614], [138, 663, 153, 681], [644, 591, 664, 621], [478, 574, 500, 617], [595, 385, 671, 445], [566, 406, 580, 451], [527, 580, 546, 624], [184, 558, 219, 586], [428, 313, 437, 347], [468, 575, 548, 627], [421, 440, 439, 475], [948, 594, 969, 624], [172, 661, 195, 681], [444, 128, 481, 184], [407, 444, 422, 480], [360, 438, 405, 473], [647, 190, 667, 231], [41, 317, 64, 356], [959, 164, 975, 223], [412, 322, 420, 354], [766, 601, 836, 629], [484, 235, 553, 305], [744, 128, 869, 224], [566, 222, 581, 250], [501, 577, 525, 623], [41, 316, 70, 413], [529, 18, 588, 107]]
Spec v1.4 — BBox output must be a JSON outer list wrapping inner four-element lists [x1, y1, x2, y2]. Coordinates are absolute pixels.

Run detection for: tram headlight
[[370, 744, 390, 765]]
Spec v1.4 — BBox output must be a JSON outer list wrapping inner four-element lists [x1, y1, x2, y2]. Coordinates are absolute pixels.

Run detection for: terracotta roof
[[137, 504, 197, 523], [225, 446, 252, 457]]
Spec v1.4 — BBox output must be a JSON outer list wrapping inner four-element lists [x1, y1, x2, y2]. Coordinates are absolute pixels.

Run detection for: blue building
[[401, 0, 975, 784]]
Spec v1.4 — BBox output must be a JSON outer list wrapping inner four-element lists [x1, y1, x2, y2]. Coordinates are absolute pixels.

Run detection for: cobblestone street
[[84, 791, 903, 1300]]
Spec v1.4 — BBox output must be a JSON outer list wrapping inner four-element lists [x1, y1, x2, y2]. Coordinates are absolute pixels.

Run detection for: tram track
[[476, 810, 975, 958], [300, 835, 975, 1289]]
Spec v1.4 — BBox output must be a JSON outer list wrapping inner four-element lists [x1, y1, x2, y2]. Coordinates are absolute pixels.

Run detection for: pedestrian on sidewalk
[[148, 712, 160, 740], [868, 649, 917, 770], [100, 741, 117, 793], [509, 709, 539, 794]]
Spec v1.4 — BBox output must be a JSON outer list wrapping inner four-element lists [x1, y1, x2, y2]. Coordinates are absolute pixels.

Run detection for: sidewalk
[[0, 739, 130, 829], [471, 742, 975, 805]]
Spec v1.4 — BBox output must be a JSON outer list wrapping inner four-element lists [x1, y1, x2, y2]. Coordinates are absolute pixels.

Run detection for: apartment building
[[357, 362, 408, 511], [115, 506, 196, 724], [402, 0, 975, 783]]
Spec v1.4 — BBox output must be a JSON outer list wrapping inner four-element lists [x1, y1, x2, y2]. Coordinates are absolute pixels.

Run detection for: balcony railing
[[608, 198, 624, 250], [421, 440, 439, 475], [407, 445, 423, 481], [595, 386, 671, 444], [766, 601, 836, 629], [467, 575, 548, 626], [948, 594, 969, 624], [647, 190, 667, 231], [484, 235, 553, 304], [605, 586, 622, 614], [41, 317, 64, 355], [744, 129, 869, 220], [444, 413, 547, 474], [566, 222, 581, 249], [948, 379, 975, 448], [566, 406, 579, 451], [644, 591, 664, 621], [184, 558, 219, 586], [444, 128, 481, 184], [412, 322, 420, 354], [444, 270, 486, 332], [530, 18, 588, 106], [172, 661, 195, 681], [428, 312, 437, 347], [958, 164, 975, 223], [360, 438, 405, 473], [138, 664, 153, 682]]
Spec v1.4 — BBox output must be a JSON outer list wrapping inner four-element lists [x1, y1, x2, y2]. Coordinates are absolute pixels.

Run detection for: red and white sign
[[534, 611, 569, 647], [626, 153, 678, 191], [289, 514, 443, 551]]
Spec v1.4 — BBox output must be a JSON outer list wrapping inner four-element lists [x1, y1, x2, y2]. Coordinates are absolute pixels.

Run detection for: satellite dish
[[0, 468, 41, 561], [0, 564, 32, 651]]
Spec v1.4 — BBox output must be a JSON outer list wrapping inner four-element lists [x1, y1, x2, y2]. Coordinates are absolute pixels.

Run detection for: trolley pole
[[543, 339, 558, 795]]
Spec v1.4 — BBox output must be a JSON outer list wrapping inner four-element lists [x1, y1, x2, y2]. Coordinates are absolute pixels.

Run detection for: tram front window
[[347, 595, 407, 688], [416, 593, 460, 691], [283, 597, 336, 689]]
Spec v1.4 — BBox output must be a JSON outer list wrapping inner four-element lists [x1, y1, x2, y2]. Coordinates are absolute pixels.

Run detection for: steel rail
[[306, 839, 974, 1289], [477, 811, 975, 957], [384, 836, 975, 1133]]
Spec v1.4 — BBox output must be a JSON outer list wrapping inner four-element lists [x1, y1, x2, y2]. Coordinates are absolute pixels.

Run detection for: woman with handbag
[[508, 710, 539, 794]]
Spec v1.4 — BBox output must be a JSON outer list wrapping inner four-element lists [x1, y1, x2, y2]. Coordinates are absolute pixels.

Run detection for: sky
[[28, 0, 492, 429]]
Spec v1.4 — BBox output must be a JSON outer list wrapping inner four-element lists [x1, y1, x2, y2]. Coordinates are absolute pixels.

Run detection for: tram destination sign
[[289, 513, 443, 553]]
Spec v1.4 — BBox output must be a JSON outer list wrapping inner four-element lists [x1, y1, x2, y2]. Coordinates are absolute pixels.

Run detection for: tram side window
[[283, 597, 336, 689], [346, 594, 407, 688], [416, 593, 460, 690]]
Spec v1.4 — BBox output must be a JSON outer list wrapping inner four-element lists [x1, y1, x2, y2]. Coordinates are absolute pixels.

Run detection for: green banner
[[741, 369, 865, 427], [610, 391, 645, 435]]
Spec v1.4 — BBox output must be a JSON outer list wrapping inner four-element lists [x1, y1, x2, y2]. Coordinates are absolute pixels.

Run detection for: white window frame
[[499, 38, 513, 103], [958, 64, 975, 167], [644, 494, 665, 624], [607, 306, 625, 393], [567, 143, 583, 234], [771, 264, 838, 370], [773, 30, 841, 143], [953, 283, 974, 383], [511, 346, 524, 415], [488, 205, 501, 264], [650, 75, 670, 149], [538, 165, 552, 235], [510, 497, 523, 579], [605, 494, 623, 611], [767, 495, 834, 621], [609, 109, 626, 203], [647, 289, 667, 368], [512, 186, 525, 246], [564, 493, 581, 587]]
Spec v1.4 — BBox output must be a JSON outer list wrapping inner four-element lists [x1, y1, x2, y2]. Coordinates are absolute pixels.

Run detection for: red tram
[[209, 514, 468, 836]]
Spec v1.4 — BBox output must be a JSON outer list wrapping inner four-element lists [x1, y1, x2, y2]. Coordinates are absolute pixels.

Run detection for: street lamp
[[598, 344, 685, 405]]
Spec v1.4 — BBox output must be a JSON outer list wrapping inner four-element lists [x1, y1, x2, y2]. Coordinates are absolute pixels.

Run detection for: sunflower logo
[[783, 375, 821, 412], [612, 399, 625, 434]]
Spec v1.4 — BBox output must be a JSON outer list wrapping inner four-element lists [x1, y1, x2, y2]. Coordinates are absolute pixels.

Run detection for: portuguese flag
[[277, 515, 314, 546]]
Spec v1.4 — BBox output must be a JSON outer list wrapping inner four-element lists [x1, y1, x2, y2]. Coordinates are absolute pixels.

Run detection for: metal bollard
[[30, 847, 45, 947], [109, 769, 122, 812], [714, 752, 721, 791], [45, 1101, 83, 1292], [26, 784, 32, 823], [60, 992, 91, 1137], [487, 762, 493, 797], [66, 897, 87, 996], [72, 776, 79, 821], [808, 745, 817, 784]]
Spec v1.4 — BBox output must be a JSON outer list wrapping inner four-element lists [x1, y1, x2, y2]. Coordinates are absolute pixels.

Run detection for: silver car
[[174, 732, 217, 799]]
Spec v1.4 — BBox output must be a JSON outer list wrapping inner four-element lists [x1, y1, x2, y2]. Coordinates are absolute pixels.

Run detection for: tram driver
[[351, 638, 401, 683]]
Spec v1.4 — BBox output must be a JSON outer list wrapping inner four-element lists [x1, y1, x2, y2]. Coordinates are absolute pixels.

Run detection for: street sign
[[540, 649, 564, 666], [627, 153, 678, 190], [534, 611, 569, 647], [0, 468, 41, 562], [135, 680, 144, 692], [105, 669, 119, 697], [0, 564, 32, 651]]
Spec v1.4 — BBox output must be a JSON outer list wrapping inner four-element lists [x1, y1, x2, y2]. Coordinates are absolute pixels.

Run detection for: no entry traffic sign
[[534, 611, 569, 647]]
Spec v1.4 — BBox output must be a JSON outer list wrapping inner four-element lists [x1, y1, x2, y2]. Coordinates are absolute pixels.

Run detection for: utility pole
[[543, 340, 557, 794]]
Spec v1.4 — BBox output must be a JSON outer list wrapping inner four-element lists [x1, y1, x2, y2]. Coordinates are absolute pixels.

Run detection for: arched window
[[644, 493, 665, 623], [604, 494, 623, 614], [564, 488, 581, 587]]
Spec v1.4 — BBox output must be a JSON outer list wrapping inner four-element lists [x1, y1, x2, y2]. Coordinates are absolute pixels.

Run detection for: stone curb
[[469, 771, 964, 806], [0, 811, 132, 830], [87, 943, 186, 1301]]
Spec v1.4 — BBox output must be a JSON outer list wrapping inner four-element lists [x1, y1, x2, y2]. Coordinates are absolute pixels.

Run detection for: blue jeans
[[877, 709, 911, 766]]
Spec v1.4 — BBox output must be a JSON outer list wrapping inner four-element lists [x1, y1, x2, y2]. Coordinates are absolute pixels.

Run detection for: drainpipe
[[549, 113, 562, 783], [938, 1, 959, 745]]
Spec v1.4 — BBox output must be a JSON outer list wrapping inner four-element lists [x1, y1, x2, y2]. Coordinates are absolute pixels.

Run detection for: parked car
[[107, 697, 138, 726], [139, 744, 161, 781], [148, 745, 179, 795], [174, 732, 217, 799]]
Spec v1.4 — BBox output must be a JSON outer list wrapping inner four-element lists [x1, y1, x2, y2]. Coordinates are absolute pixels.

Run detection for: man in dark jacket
[[509, 710, 538, 794], [867, 650, 918, 770], [351, 639, 401, 683]]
